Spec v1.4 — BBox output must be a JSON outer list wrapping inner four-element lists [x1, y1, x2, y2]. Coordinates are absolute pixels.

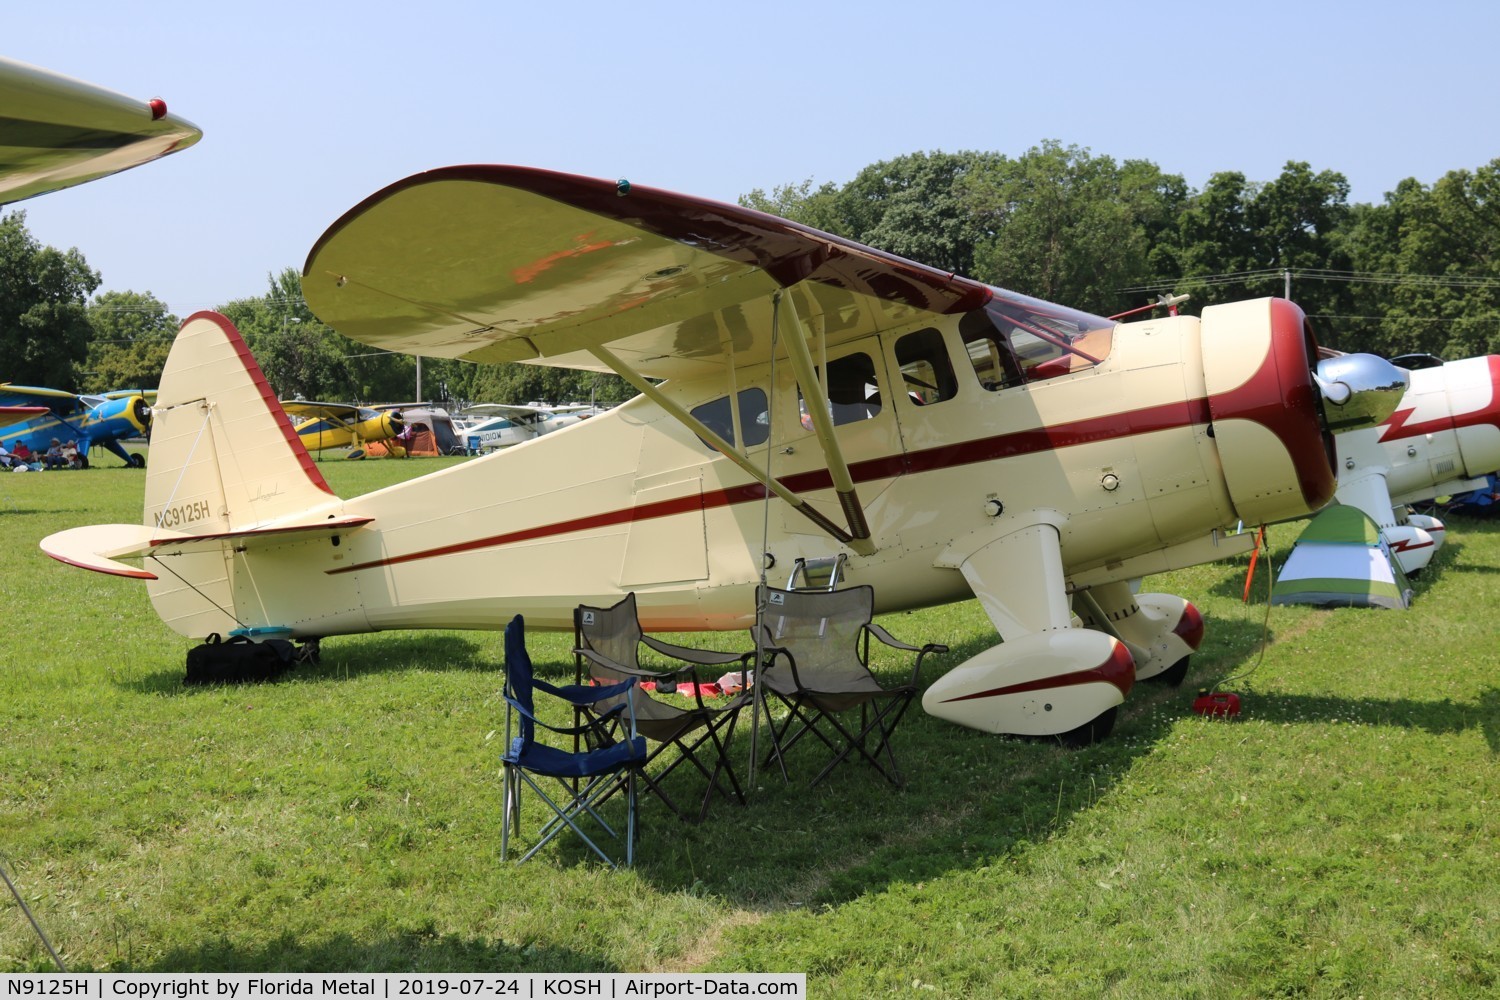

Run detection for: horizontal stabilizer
[[42, 516, 374, 579]]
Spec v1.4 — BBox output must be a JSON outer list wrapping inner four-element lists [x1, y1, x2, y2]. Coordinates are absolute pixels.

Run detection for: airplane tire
[[128, 454, 145, 469], [1053, 706, 1117, 749], [1145, 655, 1191, 687]]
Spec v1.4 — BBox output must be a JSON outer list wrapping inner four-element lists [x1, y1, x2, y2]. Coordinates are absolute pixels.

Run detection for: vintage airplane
[[0, 385, 153, 466], [1321, 351, 1500, 576], [456, 402, 598, 452], [283, 400, 405, 456], [40, 166, 1407, 742], [0, 55, 200, 206]]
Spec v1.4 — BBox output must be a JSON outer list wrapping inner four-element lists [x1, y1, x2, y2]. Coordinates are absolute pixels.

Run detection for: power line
[[1121, 267, 1500, 295]]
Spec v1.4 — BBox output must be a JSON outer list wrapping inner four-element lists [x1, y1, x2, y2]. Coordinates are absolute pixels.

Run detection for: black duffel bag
[[185, 632, 298, 686]]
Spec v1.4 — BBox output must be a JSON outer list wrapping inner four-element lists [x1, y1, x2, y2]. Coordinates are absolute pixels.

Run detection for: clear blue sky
[[9, 0, 1500, 319]]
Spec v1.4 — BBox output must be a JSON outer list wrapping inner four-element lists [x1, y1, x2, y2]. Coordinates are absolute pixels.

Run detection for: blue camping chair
[[500, 615, 648, 868]]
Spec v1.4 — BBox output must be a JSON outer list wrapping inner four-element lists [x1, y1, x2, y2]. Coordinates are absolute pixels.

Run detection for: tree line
[[4, 141, 1497, 402]]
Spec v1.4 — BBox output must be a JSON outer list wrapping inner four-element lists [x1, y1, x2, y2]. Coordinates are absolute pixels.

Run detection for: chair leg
[[500, 765, 514, 861], [806, 693, 914, 788], [512, 770, 636, 868]]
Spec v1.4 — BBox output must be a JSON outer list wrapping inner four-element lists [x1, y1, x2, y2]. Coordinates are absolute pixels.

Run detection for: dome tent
[[1271, 504, 1414, 610]]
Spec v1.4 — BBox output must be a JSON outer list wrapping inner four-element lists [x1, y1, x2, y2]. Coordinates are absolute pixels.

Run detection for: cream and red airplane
[[41, 166, 1406, 742], [1323, 352, 1500, 576]]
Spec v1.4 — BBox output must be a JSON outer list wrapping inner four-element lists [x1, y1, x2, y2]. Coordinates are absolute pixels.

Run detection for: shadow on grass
[[600, 609, 1500, 909], [584, 616, 1273, 910], [1247, 687, 1500, 752], [120, 634, 495, 695], [140, 930, 613, 973]]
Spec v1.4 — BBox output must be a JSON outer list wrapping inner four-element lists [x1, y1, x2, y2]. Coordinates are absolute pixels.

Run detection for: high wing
[[282, 400, 366, 429], [302, 166, 998, 551], [0, 384, 83, 416], [0, 406, 47, 429], [301, 165, 989, 380], [0, 56, 201, 205]]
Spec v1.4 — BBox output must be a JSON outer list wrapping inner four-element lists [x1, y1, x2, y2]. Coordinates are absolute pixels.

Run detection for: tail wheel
[[1053, 706, 1117, 748]]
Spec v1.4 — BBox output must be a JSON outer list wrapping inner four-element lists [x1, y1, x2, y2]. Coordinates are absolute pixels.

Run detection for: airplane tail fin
[[144, 311, 337, 533]]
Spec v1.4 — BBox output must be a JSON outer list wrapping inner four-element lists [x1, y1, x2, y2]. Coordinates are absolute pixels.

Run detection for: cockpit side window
[[960, 310, 1024, 391], [690, 387, 770, 451], [798, 352, 882, 427], [894, 328, 957, 405], [961, 294, 1116, 390]]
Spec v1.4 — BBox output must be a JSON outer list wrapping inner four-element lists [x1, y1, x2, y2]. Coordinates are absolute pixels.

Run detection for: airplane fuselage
[[133, 300, 1332, 642]]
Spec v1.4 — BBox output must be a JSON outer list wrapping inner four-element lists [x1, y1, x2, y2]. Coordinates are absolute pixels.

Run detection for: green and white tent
[[1271, 504, 1414, 610]]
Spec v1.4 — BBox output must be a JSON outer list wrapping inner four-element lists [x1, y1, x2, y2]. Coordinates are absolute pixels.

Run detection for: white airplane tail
[[144, 311, 338, 531], [42, 312, 351, 638]]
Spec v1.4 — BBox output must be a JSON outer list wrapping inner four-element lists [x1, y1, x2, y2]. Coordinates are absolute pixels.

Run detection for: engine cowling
[[1199, 298, 1408, 526]]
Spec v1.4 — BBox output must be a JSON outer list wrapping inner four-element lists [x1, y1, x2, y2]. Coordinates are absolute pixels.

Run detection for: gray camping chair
[[573, 593, 754, 822], [751, 584, 947, 787]]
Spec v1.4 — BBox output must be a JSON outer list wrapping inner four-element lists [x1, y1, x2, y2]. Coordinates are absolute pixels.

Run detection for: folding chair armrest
[[754, 643, 806, 691], [573, 646, 676, 681], [864, 624, 949, 685], [534, 674, 629, 707], [640, 634, 749, 667], [504, 693, 625, 738], [864, 622, 923, 653]]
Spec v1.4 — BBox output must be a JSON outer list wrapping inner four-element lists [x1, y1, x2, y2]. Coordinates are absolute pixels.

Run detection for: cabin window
[[960, 294, 1115, 390], [799, 351, 882, 428], [894, 328, 957, 405], [960, 310, 1024, 391], [691, 387, 769, 450]]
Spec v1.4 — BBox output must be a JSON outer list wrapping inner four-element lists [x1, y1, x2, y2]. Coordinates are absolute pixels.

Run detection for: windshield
[[961, 290, 1116, 389]]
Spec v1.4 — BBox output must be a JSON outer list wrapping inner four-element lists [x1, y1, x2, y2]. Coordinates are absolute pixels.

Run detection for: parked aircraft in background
[[456, 402, 599, 451], [0, 385, 152, 466], [284, 401, 405, 456], [0, 56, 199, 206], [42, 166, 1406, 743], [0, 57, 198, 469], [1323, 351, 1500, 577]]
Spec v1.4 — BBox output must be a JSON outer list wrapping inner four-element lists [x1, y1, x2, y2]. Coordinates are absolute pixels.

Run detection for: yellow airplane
[[282, 401, 405, 457], [41, 166, 1406, 743]]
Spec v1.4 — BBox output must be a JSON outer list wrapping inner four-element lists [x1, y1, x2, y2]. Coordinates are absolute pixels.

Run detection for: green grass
[[4, 459, 1499, 996]]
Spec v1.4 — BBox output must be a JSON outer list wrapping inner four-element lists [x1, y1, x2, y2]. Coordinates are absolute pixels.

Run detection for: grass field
[[3, 457, 1498, 995]]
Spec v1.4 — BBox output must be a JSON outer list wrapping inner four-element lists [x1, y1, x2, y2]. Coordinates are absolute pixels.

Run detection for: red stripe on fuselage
[[1378, 356, 1500, 443], [327, 397, 1214, 576]]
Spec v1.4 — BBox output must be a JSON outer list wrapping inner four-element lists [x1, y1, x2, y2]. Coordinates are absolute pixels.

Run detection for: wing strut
[[585, 341, 875, 555], [775, 290, 874, 549]]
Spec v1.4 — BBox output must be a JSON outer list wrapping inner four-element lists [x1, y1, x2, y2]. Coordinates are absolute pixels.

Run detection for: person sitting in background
[[63, 440, 83, 469], [42, 438, 67, 469], [11, 440, 32, 463], [0, 442, 16, 469]]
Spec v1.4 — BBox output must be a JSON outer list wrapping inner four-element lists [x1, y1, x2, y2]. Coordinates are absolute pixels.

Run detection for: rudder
[[144, 311, 335, 534]]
